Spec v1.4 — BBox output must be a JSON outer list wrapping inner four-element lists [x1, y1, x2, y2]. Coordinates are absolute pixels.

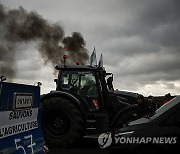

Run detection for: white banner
[[0, 108, 39, 139]]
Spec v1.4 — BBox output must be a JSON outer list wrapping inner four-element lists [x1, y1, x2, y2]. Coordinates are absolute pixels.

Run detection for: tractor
[[41, 55, 138, 148]]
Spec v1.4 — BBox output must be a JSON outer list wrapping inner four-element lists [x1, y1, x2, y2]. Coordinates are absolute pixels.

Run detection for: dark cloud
[[0, 3, 89, 79]]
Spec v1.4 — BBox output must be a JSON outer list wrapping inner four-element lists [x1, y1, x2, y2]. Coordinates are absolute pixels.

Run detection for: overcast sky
[[0, 0, 180, 96]]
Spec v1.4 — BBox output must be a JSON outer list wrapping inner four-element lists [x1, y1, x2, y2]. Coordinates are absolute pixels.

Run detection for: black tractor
[[41, 56, 138, 148]]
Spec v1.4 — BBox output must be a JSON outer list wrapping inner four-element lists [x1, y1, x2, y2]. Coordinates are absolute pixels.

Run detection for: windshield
[[59, 70, 100, 111], [151, 96, 180, 119]]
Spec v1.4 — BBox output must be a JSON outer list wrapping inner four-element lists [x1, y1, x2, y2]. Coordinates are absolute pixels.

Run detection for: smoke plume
[[0, 4, 89, 79]]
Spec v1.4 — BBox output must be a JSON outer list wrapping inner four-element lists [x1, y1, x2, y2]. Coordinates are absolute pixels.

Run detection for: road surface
[[47, 136, 109, 154]]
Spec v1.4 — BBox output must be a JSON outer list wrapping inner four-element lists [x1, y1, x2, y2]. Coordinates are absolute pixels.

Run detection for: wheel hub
[[53, 117, 64, 129], [45, 110, 70, 136]]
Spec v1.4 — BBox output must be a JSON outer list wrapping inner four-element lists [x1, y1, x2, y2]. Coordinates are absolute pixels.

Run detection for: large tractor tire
[[41, 97, 84, 148]]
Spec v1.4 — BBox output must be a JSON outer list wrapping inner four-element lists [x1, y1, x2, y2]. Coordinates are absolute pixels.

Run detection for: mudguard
[[0, 82, 46, 154], [41, 91, 87, 116]]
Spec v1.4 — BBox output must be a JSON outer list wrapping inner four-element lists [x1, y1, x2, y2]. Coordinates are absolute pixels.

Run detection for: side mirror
[[107, 76, 114, 91]]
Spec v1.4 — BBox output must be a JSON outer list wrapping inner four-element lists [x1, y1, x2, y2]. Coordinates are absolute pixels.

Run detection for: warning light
[[76, 61, 80, 65], [63, 54, 67, 68], [63, 54, 67, 60], [92, 99, 99, 108]]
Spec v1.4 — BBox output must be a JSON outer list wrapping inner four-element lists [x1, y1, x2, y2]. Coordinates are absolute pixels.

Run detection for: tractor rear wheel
[[41, 97, 83, 148]]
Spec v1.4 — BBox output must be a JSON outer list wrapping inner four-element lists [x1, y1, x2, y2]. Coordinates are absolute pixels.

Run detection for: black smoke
[[63, 32, 89, 64], [0, 4, 89, 79]]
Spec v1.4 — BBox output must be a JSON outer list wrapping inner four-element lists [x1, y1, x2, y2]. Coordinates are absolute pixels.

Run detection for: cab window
[[60, 71, 99, 111]]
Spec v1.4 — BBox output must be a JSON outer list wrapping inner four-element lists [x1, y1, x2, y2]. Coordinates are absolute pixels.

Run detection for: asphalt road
[[47, 136, 109, 154]]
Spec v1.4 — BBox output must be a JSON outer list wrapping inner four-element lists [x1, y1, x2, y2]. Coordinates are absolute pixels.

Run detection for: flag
[[98, 53, 103, 67], [90, 47, 97, 66]]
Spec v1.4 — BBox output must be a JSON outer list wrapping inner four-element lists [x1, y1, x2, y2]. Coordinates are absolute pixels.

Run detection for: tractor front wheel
[[41, 97, 83, 148]]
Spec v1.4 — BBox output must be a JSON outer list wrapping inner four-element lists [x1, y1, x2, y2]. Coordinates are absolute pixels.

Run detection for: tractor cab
[[55, 65, 108, 112]]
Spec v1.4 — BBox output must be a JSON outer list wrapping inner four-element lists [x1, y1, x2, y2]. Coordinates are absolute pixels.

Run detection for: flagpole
[[98, 53, 103, 67], [90, 46, 97, 67]]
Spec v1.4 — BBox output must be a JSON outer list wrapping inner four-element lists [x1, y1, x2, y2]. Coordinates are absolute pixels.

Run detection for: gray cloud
[[0, 0, 180, 96]]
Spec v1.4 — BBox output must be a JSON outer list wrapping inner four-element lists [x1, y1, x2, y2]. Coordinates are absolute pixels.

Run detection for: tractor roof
[[55, 65, 103, 71]]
